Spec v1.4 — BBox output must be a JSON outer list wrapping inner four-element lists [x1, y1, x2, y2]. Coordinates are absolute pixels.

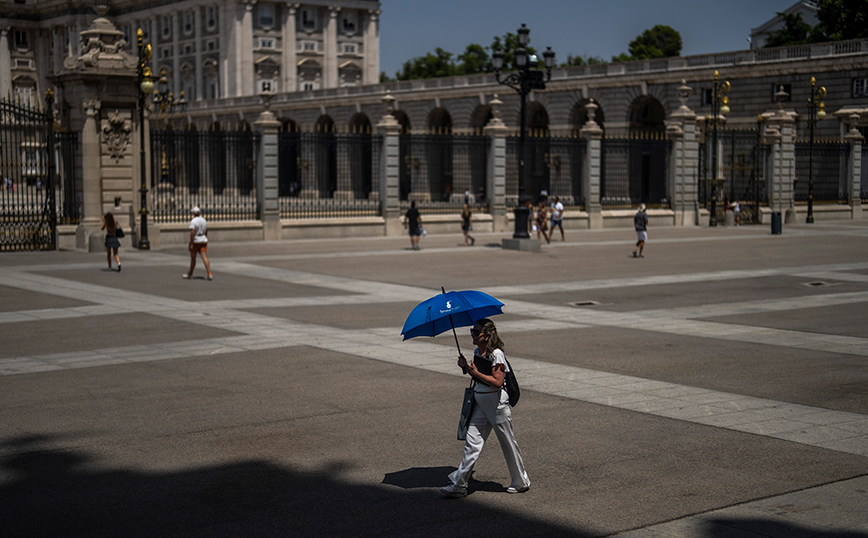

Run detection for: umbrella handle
[[443, 287, 467, 374]]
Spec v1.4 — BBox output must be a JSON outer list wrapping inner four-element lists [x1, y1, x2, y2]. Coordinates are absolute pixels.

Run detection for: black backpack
[[504, 359, 520, 407]]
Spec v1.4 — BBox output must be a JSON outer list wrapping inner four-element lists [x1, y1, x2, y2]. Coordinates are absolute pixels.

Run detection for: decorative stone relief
[[102, 109, 131, 161]]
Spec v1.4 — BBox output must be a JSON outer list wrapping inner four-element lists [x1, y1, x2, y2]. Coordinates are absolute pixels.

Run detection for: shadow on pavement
[[702, 517, 868, 537], [381, 465, 503, 494], [1, 436, 588, 538]]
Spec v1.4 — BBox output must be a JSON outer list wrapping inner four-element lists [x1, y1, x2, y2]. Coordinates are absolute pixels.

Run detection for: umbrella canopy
[[401, 289, 504, 341]]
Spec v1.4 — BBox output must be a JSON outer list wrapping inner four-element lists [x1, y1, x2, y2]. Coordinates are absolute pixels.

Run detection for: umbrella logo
[[446, 301, 452, 309]]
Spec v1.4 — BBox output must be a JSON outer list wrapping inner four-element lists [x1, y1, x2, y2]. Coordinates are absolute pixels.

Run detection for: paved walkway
[[2, 221, 867, 537]]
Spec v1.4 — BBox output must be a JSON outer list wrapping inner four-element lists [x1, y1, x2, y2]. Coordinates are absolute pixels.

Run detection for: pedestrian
[[732, 199, 741, 226], [535, 201, 550, 244], [550, 195, 564, 241], [101, 212, 121, 272], [461, 203, 475, 246], [632, 203, 648, 258], [404, 201, 422, 250], [183, 207, 212, 280], [441, 318, 531, 498]]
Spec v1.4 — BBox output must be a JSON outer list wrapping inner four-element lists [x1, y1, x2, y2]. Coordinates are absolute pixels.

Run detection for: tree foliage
[[813, 0, 868, 42], [764, 12, 813, 47], [611, 25, 682, 63]]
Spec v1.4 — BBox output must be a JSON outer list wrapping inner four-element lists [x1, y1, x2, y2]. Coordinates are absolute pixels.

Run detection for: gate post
[[254, 93, 282, 240], [844, 113, 864, 220], [377, 95, 402, 236], [581, 100, 604, 229], [762, 100, 797, 223], [484, 96, 508, 232], [667, 81, 698, 226]]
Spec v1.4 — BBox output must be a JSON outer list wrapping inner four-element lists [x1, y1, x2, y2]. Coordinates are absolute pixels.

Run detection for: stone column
[[763, 102, 797, 222], [194, 6, 203, 101], [667, 80, 699, 226], [364, 9, 380, 85], [324, 7, 340, 88], [844, 113, 864, 221], [1, 27, 12, 99], [581, 100, 604, 229], [76, 99, 103, 249], [283, 3, 299, 92], [377, 95, 401, 236], [240, 0, 256, 96], [255, 93, 282, 240], [484, 96, 508, 232]]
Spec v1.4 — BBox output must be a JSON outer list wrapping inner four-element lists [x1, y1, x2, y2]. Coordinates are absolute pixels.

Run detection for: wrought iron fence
[[278, 129, 382, 218], [601, 133, 671, 210], [700, 128, 768, 224], [400, 131, 488, 215], [0, 97, 58, 251], [794, 140, 850, 204], [151, 127, 260, 223], [55, 131, 80, 225], [862, 144, 868, 203], [505, 132, 585, 210]]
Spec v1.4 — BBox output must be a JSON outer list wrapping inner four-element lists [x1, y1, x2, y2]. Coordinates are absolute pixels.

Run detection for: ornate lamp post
[[707, 70, 730, 227], [806, 76, 826, 223], [492, 24, 555, 239], [136, 28, 154, 250], [153, 68, 187, 123]]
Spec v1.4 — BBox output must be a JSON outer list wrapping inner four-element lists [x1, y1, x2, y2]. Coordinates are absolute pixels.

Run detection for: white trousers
[[448, 390, 530, 489]]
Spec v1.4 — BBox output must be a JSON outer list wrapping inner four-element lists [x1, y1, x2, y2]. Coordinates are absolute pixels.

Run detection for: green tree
[[395, 47, 456, 81], [813, 0, 868, 42], [456, 43, 490, 75], [380, 71, 395, 83], [611, 52, 635, 63], [490, 32, 537, 70], [764, 12, 813, 47], [562, 53, 604, 67], [628, 25, 682, 59]]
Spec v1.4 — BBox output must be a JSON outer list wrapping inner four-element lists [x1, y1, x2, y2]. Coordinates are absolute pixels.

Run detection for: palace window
[[259, 38, 274, 49], [14, 30, 29, 51], [342, 12, 357, 34], [302, 82, 317, 91], [260, 80, 273, 93], [161, 16, 171, 39], [206, 7, 218, 31], [206, 40, 217, 51], [184, 12, 193, 35], [302, 41, 317, 52], [342, 43, 357, 54], [301, 9, 317, 30], [259, 4, 275, 29], [853, 78, 868, 98]]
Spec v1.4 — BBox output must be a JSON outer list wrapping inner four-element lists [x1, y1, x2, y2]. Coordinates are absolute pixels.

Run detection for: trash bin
[[771, 211, 782, 234]]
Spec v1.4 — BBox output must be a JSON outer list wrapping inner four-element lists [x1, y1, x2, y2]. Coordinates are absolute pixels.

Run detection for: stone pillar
[[377, 95, 401, 236], [844, 113, 864, 221], [364, 9, 381, 85], [0, 27, 11, 99], [484, 96, 508, 232], [581, 100, 604, 229], [255, 93, 282, 240], [763, 105, 797, 223], [80, 99, 102, 228], [667, 80, 699, 226], [324, 7, 339, 88], [283, 3, 298, 92]]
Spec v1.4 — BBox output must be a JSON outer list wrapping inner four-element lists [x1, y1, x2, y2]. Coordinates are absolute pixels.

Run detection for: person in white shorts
[[632, 204, 648, 258], [183, 207, 212, 280]]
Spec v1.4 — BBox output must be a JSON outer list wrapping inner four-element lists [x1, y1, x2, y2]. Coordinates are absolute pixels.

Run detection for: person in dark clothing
[[632, 204, 648, 258], [404, 201, 422, 250]]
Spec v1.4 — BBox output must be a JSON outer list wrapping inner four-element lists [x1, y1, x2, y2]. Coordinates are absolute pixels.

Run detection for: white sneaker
[[507, 485, 530, 494], [182, 274, 191, 279], [440, 484, 467, 497]]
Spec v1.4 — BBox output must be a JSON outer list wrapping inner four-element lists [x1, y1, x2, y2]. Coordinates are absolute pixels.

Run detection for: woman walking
[[441, 318, 530, 497], [461, 204, 475, 246], [101, 213, 121, 272], [535, 201, 550, 244]]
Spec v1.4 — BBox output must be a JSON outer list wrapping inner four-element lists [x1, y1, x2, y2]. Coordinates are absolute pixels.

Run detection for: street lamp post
[[137, 28, 154, 250], [707, 70, 730, 227], [492, 24, 555, 239], [806, 76, 826, 224]]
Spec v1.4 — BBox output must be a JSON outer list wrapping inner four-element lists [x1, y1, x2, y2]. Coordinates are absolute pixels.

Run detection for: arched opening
[[279, 119, 300, 197], [625, 96, 668, 207], [315, 115, 337, 198], [570, 99, 606, 135], [427, 107, 453, 201], [392, 110, 412, 200], [629, 96, 666, 134], [525, 102, 551, 202], [468, 105, 492, 202], [348, 113, 373, 199], [470, 105, 493, 131]]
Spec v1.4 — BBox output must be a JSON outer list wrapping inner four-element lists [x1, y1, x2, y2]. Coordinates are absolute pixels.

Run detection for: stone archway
[[626, 96, 668, 206], [570, 98, 606, 135], [629, 95, 666, 134], [315, 115, 336, 198], [525, 102, 551, 202], [470, 104, 493, 131], [428, 107, 452, 132], [427, 107, 453, 201], [348, 113, 373, 198]]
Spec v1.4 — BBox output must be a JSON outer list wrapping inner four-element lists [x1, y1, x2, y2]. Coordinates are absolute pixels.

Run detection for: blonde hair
[[462, 203, 471, 217], [475, 317, 505, 355]]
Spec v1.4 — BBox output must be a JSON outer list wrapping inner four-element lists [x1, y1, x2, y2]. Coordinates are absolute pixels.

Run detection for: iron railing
[[151, 127, 260, 223], [0, 97, 57, 251], [505, 132, 586, 210], [278, 129, 382, 218], [794, 140, 850, 204], [55, 131, 80, 225], [699, 128, 768, 224], [601, 133, 671, 209]]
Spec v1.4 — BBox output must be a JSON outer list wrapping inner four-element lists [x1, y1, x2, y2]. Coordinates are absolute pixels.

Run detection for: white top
[[189, 216, 208, 243], [552, 201, 564, 219], [473, 348, 509, 393]]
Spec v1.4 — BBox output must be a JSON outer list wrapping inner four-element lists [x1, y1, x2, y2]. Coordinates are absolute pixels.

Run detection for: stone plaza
[[1, 220, 867, 536]]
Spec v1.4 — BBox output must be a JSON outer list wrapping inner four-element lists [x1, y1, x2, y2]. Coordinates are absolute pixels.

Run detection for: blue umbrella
[[401, 287, 504, 354]]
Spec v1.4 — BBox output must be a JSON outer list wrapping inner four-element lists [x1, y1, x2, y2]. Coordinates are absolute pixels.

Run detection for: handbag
[[116, 226, 125, 238], [457, 380, 476, 441], [420, 227, 427, 237], [504, 359, 520, 407]]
